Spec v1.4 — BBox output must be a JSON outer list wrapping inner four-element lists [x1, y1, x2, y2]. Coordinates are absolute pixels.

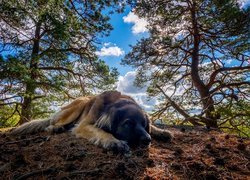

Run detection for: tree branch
[[156, 84, 203, 126], [207, 66, 250, 88]]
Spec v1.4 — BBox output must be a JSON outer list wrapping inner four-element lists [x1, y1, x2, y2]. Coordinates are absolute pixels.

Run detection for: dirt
[[0, 127, 249, 180]]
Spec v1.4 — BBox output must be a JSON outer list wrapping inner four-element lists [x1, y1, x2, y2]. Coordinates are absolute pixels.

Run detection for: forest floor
[[0, 126, 249, 180]]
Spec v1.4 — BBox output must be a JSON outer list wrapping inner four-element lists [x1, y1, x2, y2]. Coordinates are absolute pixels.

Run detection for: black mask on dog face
[[110, 101, 151, 146]]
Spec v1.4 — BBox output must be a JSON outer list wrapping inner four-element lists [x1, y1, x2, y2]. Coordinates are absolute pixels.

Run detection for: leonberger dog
[[9, 91, 172, 153]]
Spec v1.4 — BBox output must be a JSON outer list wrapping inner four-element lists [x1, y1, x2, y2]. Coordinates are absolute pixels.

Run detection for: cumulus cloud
[[238, 0, 250, 8], [116, 71, 156, 111], [117, 71, 146, 94], [95, 45, 125, 57], [116, 70, 189, 112], [123, 12, 148, 34]]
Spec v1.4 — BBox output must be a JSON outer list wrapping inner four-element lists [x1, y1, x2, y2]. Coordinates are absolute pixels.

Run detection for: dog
[[9, 91, 172, 153]]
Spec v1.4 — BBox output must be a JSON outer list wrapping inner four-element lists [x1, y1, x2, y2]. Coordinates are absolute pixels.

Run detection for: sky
[[95, 7, 155, 110], [96, 8, 148, 76], [95, 0, 250, 111]]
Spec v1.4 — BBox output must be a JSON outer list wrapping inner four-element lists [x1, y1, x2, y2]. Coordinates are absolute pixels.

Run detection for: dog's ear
[[99, 91, 121, 105], [94, 106, 117, 133]]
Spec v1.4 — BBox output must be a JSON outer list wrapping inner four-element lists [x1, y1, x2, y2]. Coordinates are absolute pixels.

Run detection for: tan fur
[[9, 119, 51, 135], [49, 97, 92, 127], [9, 91, 172, 151]]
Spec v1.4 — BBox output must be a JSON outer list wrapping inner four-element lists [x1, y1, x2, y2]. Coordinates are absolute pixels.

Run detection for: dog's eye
[[123, 120, 133, 128]]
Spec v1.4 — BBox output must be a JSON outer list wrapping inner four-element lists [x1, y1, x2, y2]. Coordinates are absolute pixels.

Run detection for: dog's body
[[10, 91, 172, 152]]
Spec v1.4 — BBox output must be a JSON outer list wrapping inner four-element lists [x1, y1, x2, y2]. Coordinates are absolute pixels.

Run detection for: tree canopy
[[123, 0, 250, 132], [0, 0, 123, 125]]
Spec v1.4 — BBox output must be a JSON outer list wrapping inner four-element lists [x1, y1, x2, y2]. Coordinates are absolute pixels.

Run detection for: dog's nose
[[140, 134, 151, 146]]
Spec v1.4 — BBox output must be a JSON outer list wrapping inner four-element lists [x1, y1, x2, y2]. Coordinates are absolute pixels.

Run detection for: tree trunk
[[19, 22, 41, 124], [190, 2, 218, 128]]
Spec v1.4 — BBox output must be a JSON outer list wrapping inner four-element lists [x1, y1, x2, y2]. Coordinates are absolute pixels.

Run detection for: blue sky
[[94, 7, 156, 110], [97, 7, 148, 76]]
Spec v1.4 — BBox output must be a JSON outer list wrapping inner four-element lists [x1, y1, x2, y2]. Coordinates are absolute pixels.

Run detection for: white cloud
[[103, 42, 111, 46], [123, 12, 148, 34], [116, 70, 192, 112], [238, 0, 250, 8], [117, 71, 146, 94], [95, 46, 125, 57], [116, 71, 157, 111]]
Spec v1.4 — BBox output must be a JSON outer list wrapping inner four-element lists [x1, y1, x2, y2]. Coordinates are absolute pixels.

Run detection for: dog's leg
[[73, 124, 130, 153], [150, 125, 173, 142]]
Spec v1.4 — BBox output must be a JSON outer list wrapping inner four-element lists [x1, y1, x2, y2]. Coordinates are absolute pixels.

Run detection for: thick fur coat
[[9, 91, 172, 152]]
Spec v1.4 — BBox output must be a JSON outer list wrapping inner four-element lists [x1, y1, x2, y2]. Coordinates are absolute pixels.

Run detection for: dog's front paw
[[161, 130, 173, 142], [153, 130, 173, 142], [108, 140, 130, 154]]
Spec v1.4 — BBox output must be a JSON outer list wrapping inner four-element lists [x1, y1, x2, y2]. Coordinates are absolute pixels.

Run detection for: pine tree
[[0, 0, 122, 124], [123, 0, 250, 128]]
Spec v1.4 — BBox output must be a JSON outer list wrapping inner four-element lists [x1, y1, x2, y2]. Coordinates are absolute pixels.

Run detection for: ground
[[0, 127, 249, 180]]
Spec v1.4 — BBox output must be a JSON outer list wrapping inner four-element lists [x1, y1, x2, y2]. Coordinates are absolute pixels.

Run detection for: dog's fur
[[9, 91, 172, 152]]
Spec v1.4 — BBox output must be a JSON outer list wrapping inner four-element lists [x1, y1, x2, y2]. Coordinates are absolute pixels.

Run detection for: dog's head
[[95, 98, 151, 146]]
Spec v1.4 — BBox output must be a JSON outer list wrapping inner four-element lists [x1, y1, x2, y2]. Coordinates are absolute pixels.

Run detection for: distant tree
[[123, 0, 250, 128], [0, 0, 122, 125]]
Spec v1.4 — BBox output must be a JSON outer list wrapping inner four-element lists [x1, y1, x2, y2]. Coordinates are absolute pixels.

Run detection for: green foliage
[[0, 105, 20, 127], [217, 100, 250, 137], [124, 0, 250, 129], [0, 0, 124, 125]]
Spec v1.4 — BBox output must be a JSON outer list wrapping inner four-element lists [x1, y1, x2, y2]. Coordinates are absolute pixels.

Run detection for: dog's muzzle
[[140, 132, 151, 146]]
